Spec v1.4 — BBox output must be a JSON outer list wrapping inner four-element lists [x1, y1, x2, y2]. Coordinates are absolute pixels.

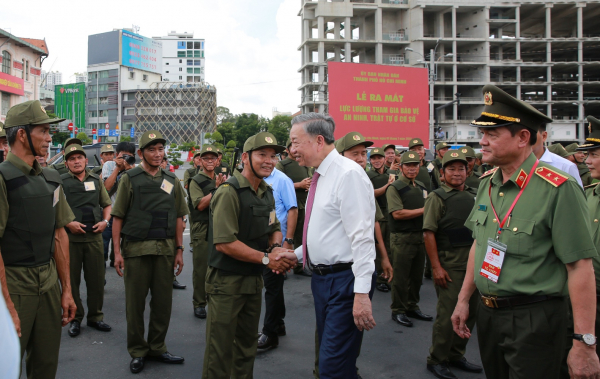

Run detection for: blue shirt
[[265, 168, 297, 241]]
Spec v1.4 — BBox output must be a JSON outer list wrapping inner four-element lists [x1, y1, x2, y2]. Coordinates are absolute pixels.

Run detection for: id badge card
[[84, 181, 96, 191], [268, 210, 276, 226], [53, 187, 60, 207], [427, 162, 434, 172], [160, 179, 174, 194], [479, 238, 506, 283]]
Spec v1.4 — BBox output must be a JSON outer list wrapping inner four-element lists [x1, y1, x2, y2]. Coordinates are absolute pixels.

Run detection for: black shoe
[[448, 357, 483, 373], [391, 313, 413, 327], [194, 307, 207, 319], [406, 310, 433, 321], [130, 357, 145, 373], [424, 272, 432, 280], [173, 279, 186, 290], [68, 320, 81, 337], [427, 364, 457, 379], [257, 333, 279, 349], [146, 352, 184, 364], [277, 324, 286, 337], [376, 283, 390, 292], [87, 320, 112, 332], [109, 261, 114, 267]]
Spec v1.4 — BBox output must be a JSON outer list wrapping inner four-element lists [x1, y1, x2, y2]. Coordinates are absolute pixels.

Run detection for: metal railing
[[489, 53, 518, 60], [383, 55, 408, 65], [489, 14, 514, 20], [383, 32, 409, 41], [382, 0, 408, 4]]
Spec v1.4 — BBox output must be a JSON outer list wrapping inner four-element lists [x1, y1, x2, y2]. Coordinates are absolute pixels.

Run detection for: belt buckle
[[482, 295, 498, 308]]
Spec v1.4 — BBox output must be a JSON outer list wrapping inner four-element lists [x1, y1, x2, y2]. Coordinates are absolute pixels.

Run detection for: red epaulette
[[534, 166, 569, 187], [480, 167, 498, 179]]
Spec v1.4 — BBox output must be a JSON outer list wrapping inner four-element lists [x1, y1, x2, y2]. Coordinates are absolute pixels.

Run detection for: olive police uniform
[[467, 85, 597, 378], [61, 145, 112, 325], [460, 146, 482, 189], [187, 145, 218, 313], [387, 152, 429, 316], [92, 144, 115, 176], [408, 138, 433, 191], [183, 153, 201, 188], [424, 151, 479, 368], [50, 137, 82, 174], [0, 100, 74, 379], [430, 142, 449, 189], [216, 147, 232, 177], [111, 131, 189, 358], [564, 143, 594, 186], [202, 132, 283, 379]]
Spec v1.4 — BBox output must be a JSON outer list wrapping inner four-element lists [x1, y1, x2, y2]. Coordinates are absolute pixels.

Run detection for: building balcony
[[383, 55, 408, 65], [382, 0, 408, 3], [382, 32, 409, 42]]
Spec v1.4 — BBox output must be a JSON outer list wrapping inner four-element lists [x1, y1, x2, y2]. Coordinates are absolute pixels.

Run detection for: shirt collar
[[6, 152, 42, 176], [491, 152, 537, 189], [594, 184, 600, 197], [68, 169, 91, 182], [140, 164, 163, 178], [315, 148, 338, 177], [540, 148, 553, 163], [399, 174, 414, 185], [233, 169, 267, 196]]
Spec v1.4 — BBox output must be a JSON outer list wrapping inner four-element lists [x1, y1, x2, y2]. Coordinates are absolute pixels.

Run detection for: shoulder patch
[[480, 167, 498, 179], [584, 182, 599, 190], [535, 167, 569, 187]]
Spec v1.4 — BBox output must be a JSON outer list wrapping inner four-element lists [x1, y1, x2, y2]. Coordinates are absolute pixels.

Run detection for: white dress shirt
[[540, 148, 583, 188], [294, 148, 376, 293]]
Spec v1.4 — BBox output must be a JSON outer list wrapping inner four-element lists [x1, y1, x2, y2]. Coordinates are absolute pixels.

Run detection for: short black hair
[[6, 125, 28, 147], [504, 124, 538, 146], [116, 142, 135, 155]]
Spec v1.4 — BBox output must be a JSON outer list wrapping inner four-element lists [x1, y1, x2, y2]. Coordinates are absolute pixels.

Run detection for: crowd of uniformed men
[[2, 82, 600, 379]]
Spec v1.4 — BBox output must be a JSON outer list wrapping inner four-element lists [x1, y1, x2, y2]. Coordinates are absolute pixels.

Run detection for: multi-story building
[[41, 70, 62, 91], [0, 28, 48, 121], [298, 0, 600, 145], [74, 72, 87, 83], [153, 31, 206, 83]]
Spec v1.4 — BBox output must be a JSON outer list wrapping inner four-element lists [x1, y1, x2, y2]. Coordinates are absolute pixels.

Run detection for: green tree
[[76, 132, 92, 145], [120, 136, 132, 142], [52, 132, 70, 147], [217, 106, 234, 124], [233, 114, 267, 148], [216, 122, 235, 147], [267, 115, 292, 146], [210, 131, 223, 144]]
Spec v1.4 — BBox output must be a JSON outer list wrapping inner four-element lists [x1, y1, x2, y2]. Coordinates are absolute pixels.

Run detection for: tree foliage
[[76, 132, 93, 145]]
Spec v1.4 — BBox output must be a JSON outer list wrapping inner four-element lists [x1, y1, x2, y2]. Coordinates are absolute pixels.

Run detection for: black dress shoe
[[257, 333, 279, 349], [68, 321, 81, 337], [427, 364, 457, 379], [376, 283, 390, 292], [449, 357, 483, 373], [130, 357, 145, 373], [391, 313, 413, 327], [109, 261, 114, 267], [173, 279, 186, 290], [406, 310, 434, 321], [424, 272, 432, 279], [87, 320, 112, 332], [146, 352, 184, 364], [277, 324, 286, 337], [194, 307, 207, 319]]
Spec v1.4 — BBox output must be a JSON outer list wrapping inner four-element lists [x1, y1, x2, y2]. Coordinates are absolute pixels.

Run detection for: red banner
[[0, 72, 24, 96], [328, 62, 429, 147], [30, 67, 41, 76]]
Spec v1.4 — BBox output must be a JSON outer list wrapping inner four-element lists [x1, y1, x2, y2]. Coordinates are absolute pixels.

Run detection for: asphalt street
[[33, 168, 486, 379]]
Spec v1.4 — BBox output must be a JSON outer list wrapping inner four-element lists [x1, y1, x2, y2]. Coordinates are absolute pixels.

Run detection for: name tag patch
[[269, 210, 276, 226], [53, 187, 60, 207], [84, 181, 96, 191], [161, 179, 174, 194]]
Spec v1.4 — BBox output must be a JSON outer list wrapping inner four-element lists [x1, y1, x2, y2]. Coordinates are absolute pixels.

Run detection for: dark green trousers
[[202, 267, 263, 379], [390, 232, 426, 314], [375, 220, 392, 285], [70, 238, 105, 323], [477, 297, 567, 379], [192, 222, 209, 308], [427, 269, 478, 365], [123, 255, 174, 358]]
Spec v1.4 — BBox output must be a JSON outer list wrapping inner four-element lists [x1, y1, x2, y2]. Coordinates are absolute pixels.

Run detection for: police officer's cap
[[436, 142, 449, 151], [470, 85, 552, 131], [370, 147, 384, 158], [577, 116, 600, 151], [4, 100, 65, 128], [408, 138, 424, 149], [65, 137, 83, 148], [64, 144, 86, 160], [216, 147, 223, 156], [563, 143, 579, 156], [382, 143, 395, 152], [0, 122, 5, 138], [459, 146, 476, 159], [442, 150, 468, 168], [199, 144, 219, 157], [401, 151, 421, 164], [243, 132, 285, 154], [286, 138, 292, 149], [139, 130, 166, 149], [475, 152, 483, 160], [336, 132, 373, 153], [101, 144, 115, 153], [548, 143, 568, 158]]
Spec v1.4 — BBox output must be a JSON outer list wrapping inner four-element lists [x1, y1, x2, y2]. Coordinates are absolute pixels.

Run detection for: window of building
[[179, 76, 182, 80], [194, 51, 201, 58], [129, 72, 135, 79], [179, 107, 196, 115], [194, 41, 200, 49], [194, 60, 201, 66], [88, 72, 97, 80], [187, 76, 193, 82], [187, 60, 193, 66], [179, 59, 182, 63], [125, 108, 135, 115], [142, 74, 148, 81], [139, 108, 156, 116], [202, 51, 204, 58], [1, 51, 11, 74], [165, 62, 169, 65], [21, 60, 25, 79], [468, 131, 476, 136], [89, 111, 98, 117], [179, 67, 183, 72], [88, 85, 96, 92], [99, 97, 108, 104], [123, 92, 136, 101], [187, 41, 193, 49], [99, 71, 110, 78], [166, 71, 169, 74], [177, 51, 186, 57], [99, 110, 107, 117], [567, 131, 571, 136], [187, 51, 193, 57], [194, 68, 201, 74], [122, 123, 134, 131], [160, 107, 176, 115], [177, 41, 186, 49], [88, 123, 98, 130], [194, 76, 201, 82], [25, 60, 29, 81], [88, 98, 97, 105], [201, 41, 204, 49], [187, 68, 193, 74], [98, 84, 108, 91]]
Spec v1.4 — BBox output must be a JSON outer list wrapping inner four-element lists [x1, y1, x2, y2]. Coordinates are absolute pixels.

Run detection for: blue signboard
[[121, 31, 162, 74], [130, 127, 135, 138], [108, 130, 120, 137], [97, 129, 106, 137]]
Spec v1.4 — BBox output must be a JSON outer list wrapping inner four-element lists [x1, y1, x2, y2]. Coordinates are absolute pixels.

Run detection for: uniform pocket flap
[[251, 205, 272, 217], [505, 217, 535, 235], [469, 211, 488, 226]]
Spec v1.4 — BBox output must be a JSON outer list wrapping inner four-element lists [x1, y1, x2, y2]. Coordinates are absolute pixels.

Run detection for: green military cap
[[475, 152, 483, 160], [64, 144, 86, 160], [334, 139, 342, 153], [193, 149, 203, 158], [0, 122, 5, 138], [139, 130, 166, 149], [199, 144, 219, 157], [577, 116, 600, 151], [470, 85, 552, 130], [286, 138, 292, 149], [370, 147, 384, 158], [459, 146, 476, 158], [382, 143, 395, 152], [548, 143, 568, 158], [442, 150, 468, 168], [408, 138, 424, 148], [216, 147, 223, 155], [4, 100, 65, 128], [563, 143, 579, 156], [101, 144, 114, 153], [65, 137, 83, 148], [436, 142, 449, 151], [243, 132, 285, 154], [401, 151, 421, 164], [336, 131, 373, 153]]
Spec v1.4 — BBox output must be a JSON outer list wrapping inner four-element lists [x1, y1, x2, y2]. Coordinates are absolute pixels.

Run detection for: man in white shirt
[[531, 125, 583, 188], [289, 113, 376, 379]]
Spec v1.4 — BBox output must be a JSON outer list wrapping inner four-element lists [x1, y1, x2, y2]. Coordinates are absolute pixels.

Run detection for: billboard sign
[[0, 72, 24, 96], [327, 62, 429, 146], [55, 83, 86, 131], [121, 31, 162, 74]]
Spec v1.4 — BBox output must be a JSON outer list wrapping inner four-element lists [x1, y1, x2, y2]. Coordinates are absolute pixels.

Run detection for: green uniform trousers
[[427, 269, 478, 365], [477, 297, 567, 379], [375, 220, 392, 285], [70, 238, 105, 323], [293, 208, 306, 275], [123, 254, 174, 358], [10, 275, 62, 379], [192, 222, 209, 308], [202, 267, 263, 379], [390, 232, 426, 314]]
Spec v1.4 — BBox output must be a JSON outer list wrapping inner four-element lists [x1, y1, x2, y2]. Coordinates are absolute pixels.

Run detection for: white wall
[[119, 67, 162, 90]]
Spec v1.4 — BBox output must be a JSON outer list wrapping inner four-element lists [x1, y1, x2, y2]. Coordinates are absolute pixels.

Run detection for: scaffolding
[[133, 81, 217, 145]]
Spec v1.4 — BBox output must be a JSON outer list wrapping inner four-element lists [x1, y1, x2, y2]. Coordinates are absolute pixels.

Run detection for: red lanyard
[[488, 160, 539, 238]]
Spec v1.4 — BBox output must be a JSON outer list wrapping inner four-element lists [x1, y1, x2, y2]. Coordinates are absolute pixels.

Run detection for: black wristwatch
[[284, 238, 294, 245], [176, 246, 184, 251], [573, 333, 597, 346]]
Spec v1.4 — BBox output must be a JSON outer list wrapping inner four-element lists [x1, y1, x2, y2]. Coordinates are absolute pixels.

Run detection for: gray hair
[[291, 112, 335, 144], [6, 125, 28, 147]]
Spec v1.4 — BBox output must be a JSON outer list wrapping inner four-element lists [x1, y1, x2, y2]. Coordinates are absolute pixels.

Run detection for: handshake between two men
[[265, 246, 298, 274]]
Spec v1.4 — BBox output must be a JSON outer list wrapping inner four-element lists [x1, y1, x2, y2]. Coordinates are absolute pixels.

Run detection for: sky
[[0, 0, 301, 118]]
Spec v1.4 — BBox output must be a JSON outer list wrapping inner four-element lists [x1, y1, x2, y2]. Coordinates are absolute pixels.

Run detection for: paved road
[[38, 168, 486, 379]]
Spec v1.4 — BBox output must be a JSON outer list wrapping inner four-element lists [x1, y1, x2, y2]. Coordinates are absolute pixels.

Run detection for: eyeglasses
[[202, 157, 217, 162]]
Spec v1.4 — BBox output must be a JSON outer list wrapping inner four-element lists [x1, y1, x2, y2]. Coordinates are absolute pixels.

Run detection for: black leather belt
[[480, 294, 556, 309], [312, 262, 353, 276]]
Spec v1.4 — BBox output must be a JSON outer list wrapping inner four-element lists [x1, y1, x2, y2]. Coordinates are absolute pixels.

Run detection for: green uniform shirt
[[189, 171, 215, 238], [466, 153, 597, 297], [111, 166, 188, 258], [64, 170, 112, 242], [211, 170, 280, 245], [0, 153, 75, 295], [585, 183, 600, 292], [375, 202, 385, 223], [387, 175, 427, 213], [423, 183, 472, 269], [183, 166, 199, 186]]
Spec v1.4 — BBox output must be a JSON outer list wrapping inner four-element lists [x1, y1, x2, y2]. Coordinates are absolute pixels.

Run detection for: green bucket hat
[[0, 122, 5, 138], [436, 142, 449, 151], [578, 116, 600, 151], [370, 147, 384, 158], [199, 144, 219, 157], [64, 144, 86, 160], [382, 143, 396, 152], [458, 146, 476, 158], [336, 132, 373, 153], [101, 144, 115, 153], [4, 100, 65, 128], [470, 85, 552, 130], [243, 132, 285, 154], [548, 143, 568, 158], [408, 138, 424, 149], [401, 151, 421, 164], [139, 130, 166, 149], [442, 150, 468, 168]]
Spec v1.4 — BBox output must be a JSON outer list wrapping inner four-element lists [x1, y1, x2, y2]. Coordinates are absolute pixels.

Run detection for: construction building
[[298, 0, 600, 145]]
